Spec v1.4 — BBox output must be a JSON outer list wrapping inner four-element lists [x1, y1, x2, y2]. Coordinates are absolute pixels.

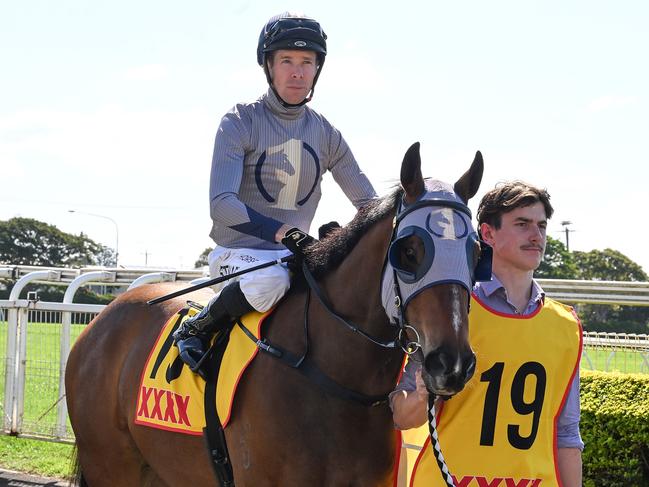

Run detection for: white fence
[[0, 265, 206, 442], [0, 265, 648, 443], [538, 278, 649, 306]]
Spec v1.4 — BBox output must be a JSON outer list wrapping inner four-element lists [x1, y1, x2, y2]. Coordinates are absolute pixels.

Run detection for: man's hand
[[281, 227, 316, 261], [391, 367, 430, 430], [415, 367, 429, 403]]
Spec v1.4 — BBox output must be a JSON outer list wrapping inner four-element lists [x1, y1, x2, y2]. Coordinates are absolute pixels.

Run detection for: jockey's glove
[[281, 227, 317, 262]]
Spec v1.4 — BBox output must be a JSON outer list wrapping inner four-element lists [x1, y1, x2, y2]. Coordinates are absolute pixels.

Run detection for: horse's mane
[[305, 188, 401, 278]]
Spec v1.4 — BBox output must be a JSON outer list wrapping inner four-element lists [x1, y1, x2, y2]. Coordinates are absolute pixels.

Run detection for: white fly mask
[[381, 181, 492, 324]]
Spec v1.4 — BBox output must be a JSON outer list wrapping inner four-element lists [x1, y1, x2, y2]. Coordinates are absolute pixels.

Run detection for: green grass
[[0, 435, 73, 479], [581, 346, 649, 374], [0, 321, 85, 439], [1, 319, 82, 479]]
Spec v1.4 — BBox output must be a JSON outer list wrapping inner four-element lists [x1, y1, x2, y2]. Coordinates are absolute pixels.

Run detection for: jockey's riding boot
[[173, 281, 255, 372]]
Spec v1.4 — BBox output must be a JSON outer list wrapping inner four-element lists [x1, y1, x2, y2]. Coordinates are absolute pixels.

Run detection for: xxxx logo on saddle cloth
[[135, 304, 271, 434]]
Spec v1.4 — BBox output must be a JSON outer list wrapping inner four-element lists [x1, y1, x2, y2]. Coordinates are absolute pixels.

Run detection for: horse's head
[[382, 142, 488, 397]]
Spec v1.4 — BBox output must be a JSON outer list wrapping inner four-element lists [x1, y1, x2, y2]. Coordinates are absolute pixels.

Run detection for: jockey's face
[[268, 49, 317, 105]]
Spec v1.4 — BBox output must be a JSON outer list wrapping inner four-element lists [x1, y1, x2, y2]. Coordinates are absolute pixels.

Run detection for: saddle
[[135, 303, 271, 434]]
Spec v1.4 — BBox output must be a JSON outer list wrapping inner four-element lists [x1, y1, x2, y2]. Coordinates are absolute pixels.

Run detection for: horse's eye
[[398, 236, 425, 272]]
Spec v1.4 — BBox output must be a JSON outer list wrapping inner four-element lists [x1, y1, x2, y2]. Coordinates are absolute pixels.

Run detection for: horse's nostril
[[424, 348, 451, 376], [425, 348, 476, 386]]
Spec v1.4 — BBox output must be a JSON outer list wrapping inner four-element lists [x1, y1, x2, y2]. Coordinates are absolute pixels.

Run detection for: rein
[[301, 261, 400, 350], [234, 246, 407, 406], [427, 395, 456, 487], [203, 196, 463, 484], [234, 278, 391, 407], [236, 197, 476, 410]]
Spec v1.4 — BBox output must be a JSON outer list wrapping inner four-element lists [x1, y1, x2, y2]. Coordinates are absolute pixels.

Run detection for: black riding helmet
[[257, 12, 327, 108]]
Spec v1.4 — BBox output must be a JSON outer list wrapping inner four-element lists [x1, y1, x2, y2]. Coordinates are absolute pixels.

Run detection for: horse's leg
[[66, 312, 159, 486], [117, 291, 219, 486], [74, 432, 161, 486], [67, 287, 211, 486]]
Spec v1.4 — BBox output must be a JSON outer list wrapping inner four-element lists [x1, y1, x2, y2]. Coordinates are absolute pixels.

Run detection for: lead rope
[[427, 395, 456, 487]]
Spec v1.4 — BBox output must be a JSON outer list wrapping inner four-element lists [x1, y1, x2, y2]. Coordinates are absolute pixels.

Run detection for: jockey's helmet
[[257, 12, 327, 106]]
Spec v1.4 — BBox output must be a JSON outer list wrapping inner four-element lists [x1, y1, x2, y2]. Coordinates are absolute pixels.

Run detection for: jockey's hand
[[281, 227, 317, 262]]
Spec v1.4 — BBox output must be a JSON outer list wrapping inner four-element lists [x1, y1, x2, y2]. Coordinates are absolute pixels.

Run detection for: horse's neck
[[315, 215, 403, 391], [324, 216, 392, 326]]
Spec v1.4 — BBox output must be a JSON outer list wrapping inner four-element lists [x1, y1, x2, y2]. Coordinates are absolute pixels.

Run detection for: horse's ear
[[454, 151, 484, 203], [401, 142, 425, 204]]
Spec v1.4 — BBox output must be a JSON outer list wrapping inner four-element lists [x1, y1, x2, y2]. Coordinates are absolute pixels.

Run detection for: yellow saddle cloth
[[134, 304, 271, 435]]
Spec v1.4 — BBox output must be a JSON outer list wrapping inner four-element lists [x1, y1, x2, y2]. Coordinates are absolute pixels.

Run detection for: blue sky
[[2, 0, 648, 272]]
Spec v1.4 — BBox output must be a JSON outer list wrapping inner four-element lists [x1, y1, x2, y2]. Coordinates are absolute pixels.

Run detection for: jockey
[[173, 12, 377, 372]]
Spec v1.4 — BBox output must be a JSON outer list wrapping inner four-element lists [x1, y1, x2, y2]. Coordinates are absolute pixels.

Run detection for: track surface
[[0, 469, 67, 487]]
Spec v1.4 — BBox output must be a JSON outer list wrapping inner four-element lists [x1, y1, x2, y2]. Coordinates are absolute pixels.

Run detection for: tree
[[573, 248, 647, 282], [535, 236, 578, 279], [0, 217, 113, 267], [536, 242, 648, 333], [572, 248, 649, 334], [0, 217, 117, 302], [195, 247, 212, 268]]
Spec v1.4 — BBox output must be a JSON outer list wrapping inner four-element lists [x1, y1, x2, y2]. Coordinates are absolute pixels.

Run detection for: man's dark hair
[[477, 180, 554, 229]]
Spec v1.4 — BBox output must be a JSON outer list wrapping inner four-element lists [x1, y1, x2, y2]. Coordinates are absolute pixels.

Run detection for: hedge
[[581, 370, 649, 486]]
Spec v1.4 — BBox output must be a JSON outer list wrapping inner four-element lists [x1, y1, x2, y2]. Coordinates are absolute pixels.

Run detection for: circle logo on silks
[[255, 139, 320, 210]]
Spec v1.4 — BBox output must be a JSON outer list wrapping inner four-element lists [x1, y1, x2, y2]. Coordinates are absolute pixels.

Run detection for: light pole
[[68, 210, 119, 266], [560, 220, 572, 252]]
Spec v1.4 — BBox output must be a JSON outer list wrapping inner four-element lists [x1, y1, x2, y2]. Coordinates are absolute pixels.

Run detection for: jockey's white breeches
[[207, 246, 292, 313]]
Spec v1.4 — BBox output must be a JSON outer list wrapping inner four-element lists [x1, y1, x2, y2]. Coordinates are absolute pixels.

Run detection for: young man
[[391, 181, 583, 486], [173, 13, 377, 371]]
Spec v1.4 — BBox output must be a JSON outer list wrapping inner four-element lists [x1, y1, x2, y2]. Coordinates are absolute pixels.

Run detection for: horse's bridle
[[234, 195, 474, 486], [301, 196, 480, 355], [236, 195, 487, 407], [300, 261, 399, 349], [385, 197, 477, 355]]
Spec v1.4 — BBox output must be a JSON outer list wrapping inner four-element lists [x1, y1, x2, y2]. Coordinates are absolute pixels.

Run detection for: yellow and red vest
[[410, 296, 582, 487]]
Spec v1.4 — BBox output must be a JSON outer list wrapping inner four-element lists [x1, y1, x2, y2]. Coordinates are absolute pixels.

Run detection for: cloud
[[318, 49, 389, 96], [122, 64, 169, 82], [0, 155, 24, 179], [587, 95, 637, 112], [0, 105, 217, 219], [2, 105, 213, 167]]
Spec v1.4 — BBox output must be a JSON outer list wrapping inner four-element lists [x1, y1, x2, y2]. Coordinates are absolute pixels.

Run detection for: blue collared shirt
[[393, 276, 584, 450]]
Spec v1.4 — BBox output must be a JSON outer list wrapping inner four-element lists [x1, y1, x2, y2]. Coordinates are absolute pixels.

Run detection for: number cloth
[[410, 296, 582, 487], [135, 306, 271, 434]]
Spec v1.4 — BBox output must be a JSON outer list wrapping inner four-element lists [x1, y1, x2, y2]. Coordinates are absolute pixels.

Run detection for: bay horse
[[66, 143, 484, 486]]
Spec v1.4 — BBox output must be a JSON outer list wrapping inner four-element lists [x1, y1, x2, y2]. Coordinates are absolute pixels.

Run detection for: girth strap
[[202, 328, 236, 487]]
